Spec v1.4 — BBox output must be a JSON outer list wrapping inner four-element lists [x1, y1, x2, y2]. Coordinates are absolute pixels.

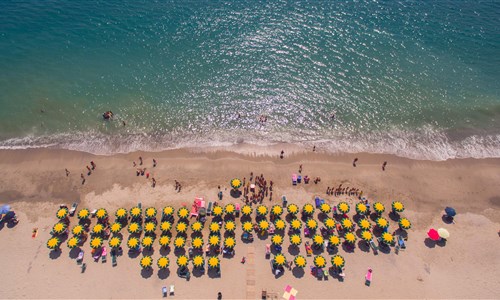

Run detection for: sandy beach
[[0, 146, 499, 299]]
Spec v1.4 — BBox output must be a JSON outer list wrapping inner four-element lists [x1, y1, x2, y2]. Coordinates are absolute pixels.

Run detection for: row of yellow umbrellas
[[273, 254, 345, 269]]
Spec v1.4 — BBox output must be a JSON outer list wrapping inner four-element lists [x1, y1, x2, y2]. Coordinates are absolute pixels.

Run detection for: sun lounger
[[138, 202, 142, 209], [190, 204, 198, 218], [292, 174, 297, 186], [207, 202, 213, 216], [369, 240, 378, 255], [324, 269, 329, 279], [305, 242, 312, 256], [81, 263, 86, 273], [90, 209, 97, 218], [169, 285, 174, 296], [304, 227, 310, 237], [235, 203, 240, 217], [69, 202, 78, 216], [365, 269, 373, 286], [281, 195, 287, 207], [112, 254, 117, 267], [77, 250, 84, 264], [162, 286, 167, 297], [262, 290, 267, 300], [315, 197, 322, 208], [268, 224, 275, 235], [101, 246, 107, 263], [398, 235, 406, 249], [265, 244, 271, 259]]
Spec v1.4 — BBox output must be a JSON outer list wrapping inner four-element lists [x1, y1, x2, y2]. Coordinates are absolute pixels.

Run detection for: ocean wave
[[0, 127, 499, 161]]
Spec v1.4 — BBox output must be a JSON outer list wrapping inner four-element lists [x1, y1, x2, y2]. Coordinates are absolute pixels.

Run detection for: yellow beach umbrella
[[224, 221, 236, 232], [313, 234, 324, 246], [109, 236, 122, 248], [376, 217, 389, 229], [162, 206, 174, 218], [344, 232, 356, 244], [67, 236, 79, 249], [324, 218, 336, 230], [208, 256, 220, 268], [225, 204, 236, 215], [56, 207, 68, 219], [287, 204, 299, 215], [92, 224, 104, 235], [337, 202, 350, 214], [291, 219, 302, 231], [314, 255, 326, 268], [274, 219, 286, 230], [356, 202, 368, 215], [224, 237, 236, 248], [209, 235, 220, 246], [341, 218, 353, 230], [361, 230, 373, 242], [294, 255, 307, 268], [142, 236, 154, 248], [127, 237, 140, 249], [157, 256, 169, 269], [209, 222, 221, 233], [176, 222, 188, 233], [192, 237, 204, 249], [160, 221, 172, 232], [381, 232, 394, 244], [242, 221, 253, 232], [373, 202, 385, 214], [399, 218, 411, 230], [290, 234, 302, 246], [257, 205, 268, 216], [177, 255, 188, 267], [241, 205, 252, 216], [329, 234, 341, 246], [320, 203, 331, 214], [90, 237, 103, 249], [191, 221, 203, 232], [77, 208, 90, 220], [331, 255, 345, 268], [258, 220, 269, 231], [52, 222, 67, 235], [274, 253, 286, 266], [271, 234, 283, 245], [212, 205, 223, 217], [115, 208, 127, 219], [302, 204, 314, 215], [230, 178, 242, 189], [47, 237, 60, 249], [128, 222, 141, 234], [72, 225, 84, 236], [192, 255, 204, 268], [140, 256, 152, 269], [271, 205, 283, 216], [159, 235, 170, 247], [95, 208, 108, 219], [174, 236, 186, 248], [306, 219, 318, 230], [130, 206, 142, 219], [145, 207, 157, 219], [110, 222, 122, 234], [392, 201, 404, 213], [178, 207, 189, 219], [358, 218, 372, 230]]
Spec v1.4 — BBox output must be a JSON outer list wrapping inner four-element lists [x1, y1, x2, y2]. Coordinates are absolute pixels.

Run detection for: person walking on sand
[[280, 150, 284, 159], [153, 158, 157, 167], [65, 169, 70, 177], [81, 173, 85, 185], [86, 166, 91, 175], [139, 156, 143, 166], [299, 164, 302, 173], [217, 292, 222, 300], [353, 158, 358, 167], [382, 161, 387, 171], [152, 177, 156, 188], [313, 145, 316, 152], [90, 161, 96, 170]]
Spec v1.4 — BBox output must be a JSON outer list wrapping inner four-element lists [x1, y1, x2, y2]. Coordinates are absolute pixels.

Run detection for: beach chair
[[268, 224, 275, 235], [81, 263, 86, 273], [292, 174, 297, 186], [90, 209, 97, 218], [162, 286, 167, 297], [398, 235, 406, 249], [315, 197, 324, 208], [235, 203, 240, 217], [138, 202, 142, 209], [207, 202, 213, 216], [262, 290, 267, 300], [265, 244, 271, 259], [323, 269, 329, 280], [365, 269, 373, 286], [77, 250, 84, 264], [304, 227, 310, 237], [369, 240, 378, 255], [305, 242, 312, 256], [101, 247, 107, 263], [281, 195, 287, 207], [190, 204, 198, 218], [69, 202, 78, 216], [112, 254, 117, 267], [169, 285, 175, 296]]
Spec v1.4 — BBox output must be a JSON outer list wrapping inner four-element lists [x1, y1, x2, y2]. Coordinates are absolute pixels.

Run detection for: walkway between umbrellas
[[246, 246, 256, 299]]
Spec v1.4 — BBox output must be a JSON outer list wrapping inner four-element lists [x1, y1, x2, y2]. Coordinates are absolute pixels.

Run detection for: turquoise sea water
[[1, 0, 499, 159]]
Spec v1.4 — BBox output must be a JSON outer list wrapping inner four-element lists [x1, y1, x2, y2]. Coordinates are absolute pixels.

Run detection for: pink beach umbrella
[[283, 285, 298, 300], [427, 229, 440, 241]]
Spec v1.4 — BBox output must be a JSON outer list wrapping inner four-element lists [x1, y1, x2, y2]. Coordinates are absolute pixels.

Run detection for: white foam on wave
[[0, 126, 499, 161]]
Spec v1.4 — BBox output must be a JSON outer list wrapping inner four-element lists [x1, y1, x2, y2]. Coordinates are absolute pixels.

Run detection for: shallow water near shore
[[1, 0, 499, 160]]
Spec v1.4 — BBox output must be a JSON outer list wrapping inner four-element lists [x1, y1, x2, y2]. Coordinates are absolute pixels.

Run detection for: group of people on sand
[[326, 184, 362, 197], [133, 156, 157, 188], [66, 161, 96, 185], [243, 172, 273, 204], [353, 157, 388, 171]]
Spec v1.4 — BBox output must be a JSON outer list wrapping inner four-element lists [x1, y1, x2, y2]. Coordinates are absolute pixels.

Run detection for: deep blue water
[[1, 0, 499, 159]]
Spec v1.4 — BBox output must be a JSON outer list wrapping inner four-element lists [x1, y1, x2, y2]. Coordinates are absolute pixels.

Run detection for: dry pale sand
[[0, 147, 499, 299]]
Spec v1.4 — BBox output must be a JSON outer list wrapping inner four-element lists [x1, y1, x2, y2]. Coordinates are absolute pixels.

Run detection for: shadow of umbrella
[[157, 268, 170, 279], [49, 249, 62, 259], [292, 267, 305, 278], [141, 267, 153, 279]]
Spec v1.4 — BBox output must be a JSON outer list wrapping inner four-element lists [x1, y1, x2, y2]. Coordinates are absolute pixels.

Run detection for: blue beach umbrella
[[445, 207, 456, 217]]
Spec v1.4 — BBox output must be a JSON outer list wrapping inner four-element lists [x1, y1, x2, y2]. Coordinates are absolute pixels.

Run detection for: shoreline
[[0, 147, 499, 299]]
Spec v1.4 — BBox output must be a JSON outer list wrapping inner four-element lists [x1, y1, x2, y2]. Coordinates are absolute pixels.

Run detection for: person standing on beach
[[382, 161, 387, 171], [353, 158, 358, 167], [280, 150, 284, 159], [86, 166, 91, 175], [90, 161, 96, 170], [313, 145, 316, 152], [139, 156, 143, 165], [65, 169, 70, 177], [153, 159, 157, 167], [217, 292, 222, 300], [81, 173, 85, 185], [299, 164, 302, 173], [152, 178, 156, 188]]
